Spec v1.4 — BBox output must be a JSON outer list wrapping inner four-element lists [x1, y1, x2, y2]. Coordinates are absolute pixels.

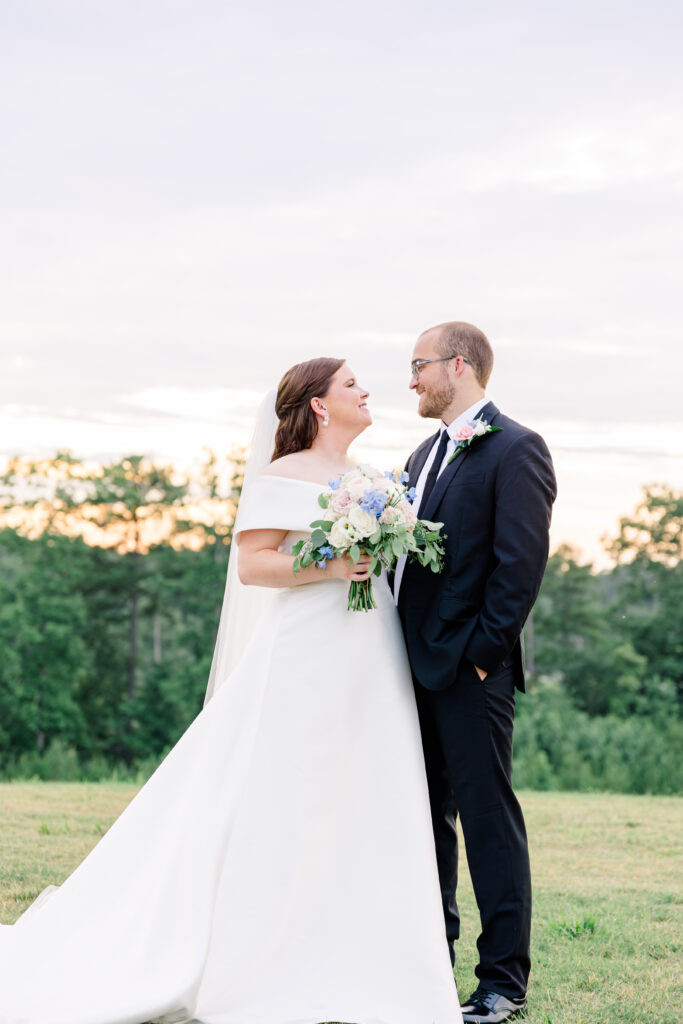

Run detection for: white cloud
[[468, 112, 683, 193], [124, 387, 267, 422]]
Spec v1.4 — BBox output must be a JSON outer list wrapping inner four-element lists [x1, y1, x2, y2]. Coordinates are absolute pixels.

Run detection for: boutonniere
[[446, 417, 501, 465]]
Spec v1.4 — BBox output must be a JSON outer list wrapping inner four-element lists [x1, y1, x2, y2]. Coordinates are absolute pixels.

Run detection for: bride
[[0, 357, 462, 1024]]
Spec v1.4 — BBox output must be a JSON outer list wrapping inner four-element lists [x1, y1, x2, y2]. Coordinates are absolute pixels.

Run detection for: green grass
[[1, 785, 681, 1023]]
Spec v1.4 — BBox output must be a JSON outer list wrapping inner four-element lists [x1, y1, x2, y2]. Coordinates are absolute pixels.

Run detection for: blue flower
[[384, 470, 395, 480], [328, 475, 343, 490], [360, 488, 389, 516], [399, 471, 409, 483], [319, 545, 335, 559], [407, 486, 417, 503], [315, 560, 328, 570]]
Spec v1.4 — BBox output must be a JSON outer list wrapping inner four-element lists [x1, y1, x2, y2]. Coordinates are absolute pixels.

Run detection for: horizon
[[0, 417, 672, 571]]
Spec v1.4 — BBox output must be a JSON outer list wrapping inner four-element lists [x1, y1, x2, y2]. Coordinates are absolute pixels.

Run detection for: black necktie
[[418, 429, 450, 515]]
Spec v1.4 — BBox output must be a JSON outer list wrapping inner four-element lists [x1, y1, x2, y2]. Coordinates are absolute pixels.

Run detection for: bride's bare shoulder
[[260, 453, 319, 482]]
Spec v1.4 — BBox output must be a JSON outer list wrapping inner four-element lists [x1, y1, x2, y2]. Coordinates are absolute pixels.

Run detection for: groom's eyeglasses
[[410, 355, 472, 379]]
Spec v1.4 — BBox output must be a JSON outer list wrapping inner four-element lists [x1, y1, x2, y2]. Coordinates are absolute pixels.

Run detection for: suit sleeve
[[464, 432, 557, 673]]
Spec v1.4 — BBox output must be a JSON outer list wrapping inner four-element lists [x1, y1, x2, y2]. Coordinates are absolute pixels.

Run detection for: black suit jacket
[[397, 401, 557, 692]]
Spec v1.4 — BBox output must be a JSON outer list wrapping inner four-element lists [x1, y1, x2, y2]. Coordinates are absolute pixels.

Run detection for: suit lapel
[[478, 399, 500, 425], [420, 401, 501, 522], [420, 445, 469, 522], [409, 430, 440, 489]]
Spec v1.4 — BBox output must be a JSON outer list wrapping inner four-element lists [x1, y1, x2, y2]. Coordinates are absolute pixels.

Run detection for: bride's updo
[[272, 357, 345, 460]]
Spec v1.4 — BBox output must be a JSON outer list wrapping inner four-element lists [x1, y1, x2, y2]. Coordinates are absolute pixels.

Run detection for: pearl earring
[[322, 411, 330, 427]]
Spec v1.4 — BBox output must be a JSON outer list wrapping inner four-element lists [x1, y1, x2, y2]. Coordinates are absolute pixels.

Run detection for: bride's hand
[[328, 551, 372, 581]]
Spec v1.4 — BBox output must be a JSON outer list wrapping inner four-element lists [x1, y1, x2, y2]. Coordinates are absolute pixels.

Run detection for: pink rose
[[455, 424, 474, 441], [331, 487, 353, 514]]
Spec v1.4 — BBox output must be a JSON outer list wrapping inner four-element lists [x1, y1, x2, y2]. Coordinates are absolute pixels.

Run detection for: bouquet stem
[[348, 579, 377, 612]]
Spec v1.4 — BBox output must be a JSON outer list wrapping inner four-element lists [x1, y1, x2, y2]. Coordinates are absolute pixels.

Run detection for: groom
[[394, 322, 556, 1022]]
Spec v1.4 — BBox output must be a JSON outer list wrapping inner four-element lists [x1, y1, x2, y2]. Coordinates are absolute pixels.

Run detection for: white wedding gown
[[0, 476, 461, 1024]]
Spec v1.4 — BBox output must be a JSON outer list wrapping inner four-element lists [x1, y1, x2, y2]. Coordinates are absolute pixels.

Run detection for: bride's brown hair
[[272, 357, 345, 461]]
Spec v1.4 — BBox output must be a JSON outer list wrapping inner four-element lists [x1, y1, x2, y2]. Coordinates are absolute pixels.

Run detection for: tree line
[[0, 453, 680, 794]]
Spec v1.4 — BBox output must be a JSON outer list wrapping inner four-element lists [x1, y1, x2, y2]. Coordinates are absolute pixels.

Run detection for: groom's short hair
[[434, 322, 494, 388]]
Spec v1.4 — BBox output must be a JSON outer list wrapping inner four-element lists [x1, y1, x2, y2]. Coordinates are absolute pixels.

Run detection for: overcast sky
[[1, 0, 681, 565]]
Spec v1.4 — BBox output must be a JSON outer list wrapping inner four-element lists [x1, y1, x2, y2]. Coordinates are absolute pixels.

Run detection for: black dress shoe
[[460, 987, 527, 1022]]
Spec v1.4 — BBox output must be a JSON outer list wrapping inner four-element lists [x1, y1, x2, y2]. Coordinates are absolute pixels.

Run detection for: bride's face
[[321, 364, 372, 430]]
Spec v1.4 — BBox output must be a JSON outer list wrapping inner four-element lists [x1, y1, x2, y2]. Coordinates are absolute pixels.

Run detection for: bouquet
[[291, 464, 446, 611]]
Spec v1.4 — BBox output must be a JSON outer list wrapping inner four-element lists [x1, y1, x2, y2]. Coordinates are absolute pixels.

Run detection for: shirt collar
[[441, 397, 489, 440]]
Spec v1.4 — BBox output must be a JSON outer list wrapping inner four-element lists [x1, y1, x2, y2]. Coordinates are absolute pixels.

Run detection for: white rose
[[348, 504, 377, 539], [342, 469, 364, 486], [473, 419, 488, 436], [346, 477, 369, 500], [400, 500, 417, 530], [329, 517, 357, 548], [379, 504, 401, 525]]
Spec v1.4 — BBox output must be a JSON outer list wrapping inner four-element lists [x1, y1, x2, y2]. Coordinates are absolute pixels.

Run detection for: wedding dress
[[0, 475, 462, 1024]]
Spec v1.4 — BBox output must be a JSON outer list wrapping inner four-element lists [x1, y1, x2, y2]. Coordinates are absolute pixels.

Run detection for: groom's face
[[409, 330, 456, 420]]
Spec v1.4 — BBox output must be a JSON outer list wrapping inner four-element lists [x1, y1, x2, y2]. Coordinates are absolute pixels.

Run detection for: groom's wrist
[[464, 633, 506, 675]]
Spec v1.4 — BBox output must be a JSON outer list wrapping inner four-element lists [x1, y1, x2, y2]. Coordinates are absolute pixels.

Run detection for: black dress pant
[[413, 657, 531, 999]]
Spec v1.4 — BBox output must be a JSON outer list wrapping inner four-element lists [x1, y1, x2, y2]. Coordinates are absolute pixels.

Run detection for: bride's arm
[[238, 528, 371, 588]]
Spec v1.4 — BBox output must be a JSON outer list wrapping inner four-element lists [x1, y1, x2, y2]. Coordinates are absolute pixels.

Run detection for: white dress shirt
[[393, 396, 489, 604]]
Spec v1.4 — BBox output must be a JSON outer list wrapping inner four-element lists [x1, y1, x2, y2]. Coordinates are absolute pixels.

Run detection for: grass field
[[1, 784, 681, 1024]]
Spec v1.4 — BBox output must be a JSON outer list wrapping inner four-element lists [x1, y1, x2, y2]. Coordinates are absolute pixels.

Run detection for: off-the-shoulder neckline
[[255, 474, 328, 488]]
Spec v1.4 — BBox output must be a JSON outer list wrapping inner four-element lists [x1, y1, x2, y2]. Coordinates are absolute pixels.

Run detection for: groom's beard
[[418, 373, 456, 420]]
